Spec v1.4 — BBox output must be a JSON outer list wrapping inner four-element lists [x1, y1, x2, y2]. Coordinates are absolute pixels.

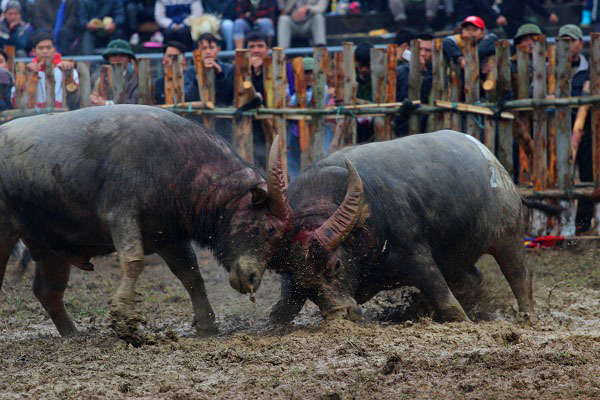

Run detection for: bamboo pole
[[432, 38, 445, 131], [262, 56, 274, 161], [311, 47, 327, 163], [547, 43, 557, 187], [77, 62, 91, 108], [192, 49, 216, 128], [292, 57, 310, 169], [408, 39, 421, 134], [449, 62, 462, 131], [434, 100, 514, 119], [233, 49, 253, 163], [385, 44, 397, 138], [464, 37, 480, 137], [137, 58, 152, 105], [556, 37, 575, 236], [370, 47, 388, 141], [272, 47, 288, 184], [495, 40, 513, 175]]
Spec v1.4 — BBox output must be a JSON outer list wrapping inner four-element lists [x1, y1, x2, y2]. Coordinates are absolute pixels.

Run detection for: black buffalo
[[268, 130, 535, 324], [0, 105, 292, 338]]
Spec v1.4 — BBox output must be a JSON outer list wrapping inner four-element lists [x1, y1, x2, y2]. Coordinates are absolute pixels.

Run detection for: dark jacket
[[498, 0, 550, 22], [395, 63, 432, 136], [79, 0, 126, 28], [442, 32, 498, 64], [184, 61, 234, 106], [0, 19, 33, 50], [33, 0, 79, 32], [155, 65, 197, 105], [454, 0, 500, 25]]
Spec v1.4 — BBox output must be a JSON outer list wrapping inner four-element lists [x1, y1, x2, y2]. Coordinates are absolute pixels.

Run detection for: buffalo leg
[[107, 212, 145, 325], [157, 242, 218, 336], [404, 251, 470, 322], [0, 224, 18, 290], [269, 273, 307, 324], [32, 252, 77, 336], [489, 238, 535, 317]]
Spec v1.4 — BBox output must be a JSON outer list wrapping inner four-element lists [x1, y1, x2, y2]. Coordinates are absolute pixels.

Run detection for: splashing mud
[[1, 245, 599, 398]]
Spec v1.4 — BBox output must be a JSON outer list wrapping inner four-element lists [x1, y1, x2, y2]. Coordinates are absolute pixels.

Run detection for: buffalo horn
[[314, 160, 364, 250], [267, 135, 293, 223]]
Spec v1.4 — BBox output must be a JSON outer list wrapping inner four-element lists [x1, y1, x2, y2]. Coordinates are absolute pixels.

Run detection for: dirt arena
[[1, 242, 599, 399]]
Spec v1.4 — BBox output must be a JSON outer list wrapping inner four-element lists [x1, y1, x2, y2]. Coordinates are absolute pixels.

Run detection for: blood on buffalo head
[[225, 135, 293, 297], [273, 160, 366, 321]]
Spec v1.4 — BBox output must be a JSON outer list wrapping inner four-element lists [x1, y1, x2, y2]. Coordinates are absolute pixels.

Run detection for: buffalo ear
[[250, 187, 269, 208]]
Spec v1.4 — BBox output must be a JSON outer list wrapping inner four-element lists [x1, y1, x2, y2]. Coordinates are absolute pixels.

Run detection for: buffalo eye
[[325, 257, 343, 278], [268, 225, 276, 236]]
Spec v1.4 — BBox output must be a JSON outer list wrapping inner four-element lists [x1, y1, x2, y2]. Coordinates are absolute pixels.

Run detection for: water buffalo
[[0, 105, 292, 338], [268, 130, 536, 324]]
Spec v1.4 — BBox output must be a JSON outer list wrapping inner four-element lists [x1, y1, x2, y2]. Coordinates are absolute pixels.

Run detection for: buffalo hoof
[[323, 306, 362, 322], [109, 309, 151, 347], [193, 319, 219, 337]]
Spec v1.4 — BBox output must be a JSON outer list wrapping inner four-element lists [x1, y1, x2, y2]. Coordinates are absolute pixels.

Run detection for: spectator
[[124, 0, 156, 46], [244, 30, 270, 171], [442, 16, 497, 69], [79, 0, 126, 55], [388, 0, 439, 24], [185, 32, 234, 106], [25, 31, 78, 108], [233, 0, 275, 49], [0, 48, 13, 110], [90, 39, 138, 106], [496, 0, 558, 39], [154, 0, 202, 50], [1, 0, 31, 23], [32, 0, 79, 55], [559, 25, 593, 232], [203, 0, 236, 50], [0, 0, 33, 56], [155, 40, 193, 104], [276, 0, 327, 48], [394, 27, 416, 66], [453, 0, 507, 30], [355, 41, 372, 101], [510, 23, 542, 73], [396, 32, 433, 137]]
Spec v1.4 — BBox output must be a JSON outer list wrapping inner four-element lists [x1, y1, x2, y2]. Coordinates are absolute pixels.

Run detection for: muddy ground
[[1, 243, 600, 399]]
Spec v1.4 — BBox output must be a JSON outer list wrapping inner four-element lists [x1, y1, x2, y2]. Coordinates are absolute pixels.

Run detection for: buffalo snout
[[229, 255, 264, 295]]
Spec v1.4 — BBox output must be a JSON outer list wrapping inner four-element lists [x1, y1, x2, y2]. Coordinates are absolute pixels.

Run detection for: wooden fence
[[4, 34, 600, 236]]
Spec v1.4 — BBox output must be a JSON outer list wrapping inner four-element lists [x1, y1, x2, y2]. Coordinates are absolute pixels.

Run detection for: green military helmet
[[102, 39, 136, 61], [514, 23, 542, 44]]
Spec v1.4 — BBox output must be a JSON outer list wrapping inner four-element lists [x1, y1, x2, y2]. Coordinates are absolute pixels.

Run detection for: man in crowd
[[233, 0, 276, 49], [354, 41, 373, 142], [26, 31, 78, 108], [154, 0, 203, 50], [496, 0, 558, 39], [276, 0, 327, 48], [394, 27, 416, 67], [510, 23, 542, 74], [79, 0, 125, 55], [396, 32, 433, 137], [0, 0, 32, 56], [155, 40, 195, 104], [90, 39, 139, 106], [185, 32, 234, 106], [442, 16, 497, 70], [32, 0, 79, 55], [0, 49, 13, 110]]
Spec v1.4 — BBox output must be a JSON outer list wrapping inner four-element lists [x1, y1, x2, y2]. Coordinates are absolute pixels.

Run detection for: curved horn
[[314, 159, 364, 250], [267, 135, 293, 223]]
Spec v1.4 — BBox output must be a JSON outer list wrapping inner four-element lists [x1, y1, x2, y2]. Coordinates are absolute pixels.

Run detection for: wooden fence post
[[482, 55, 496, 152], [556, 37, 575, 236], [432, 38, 445, 131], [99, 64, 113, 103], [495, 41, 513, 176], [44, 61, 55, 108], [386, 44, 398, 137], [137, 58, 153, 105], [331, 43, 357, 151], [26, 68, 38, 109], [192, 49, 216, 128], [408, 39, 421, 134], [370, 47, 388, 140], [530, 35, 548, 235], [292, 57, 310, 169], [464, 37, 480, 137], [14, 62, 27, 109], [262, 56, 275, 159], [449, 62, 462, 131], [311, 47, 327, 162], [590, 33, 600, 233], [3, 45, 14, 73], [112, 64, 125, 104], [547, 43, 557, 187], [272, 47, 288, 184], [77, 62, 91, 108], [233, 49, 253, 164], [516, 42, 533, 184]]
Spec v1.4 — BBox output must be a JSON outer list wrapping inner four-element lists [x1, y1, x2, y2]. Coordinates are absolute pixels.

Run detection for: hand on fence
[[90, 93, 108, 107], [58, 61, 75, 71], [26, 61, 41, 72]]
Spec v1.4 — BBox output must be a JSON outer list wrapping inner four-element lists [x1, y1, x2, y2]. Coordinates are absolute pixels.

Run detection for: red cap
[[460, 16, 485, 30]]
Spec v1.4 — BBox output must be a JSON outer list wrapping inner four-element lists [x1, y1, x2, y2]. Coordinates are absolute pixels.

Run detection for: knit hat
[[558, 24, 583, 40], [102, 39, 136, 61], [514, 23, 542, 43]]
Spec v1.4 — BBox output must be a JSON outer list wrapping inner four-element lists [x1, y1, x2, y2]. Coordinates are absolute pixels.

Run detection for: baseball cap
[[461, 16, 485, 30], [558, 24, 583, 40]]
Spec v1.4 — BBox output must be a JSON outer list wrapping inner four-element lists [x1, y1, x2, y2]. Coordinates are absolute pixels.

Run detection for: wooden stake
[[77, 62, 91, 108], [311, 47, 327, 162], [14, 62, 27, 110], [233, 49, 253, 163], [408, 40, 421, 134], [370, 47, 387, 140], [137, 58, 153, 105]]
